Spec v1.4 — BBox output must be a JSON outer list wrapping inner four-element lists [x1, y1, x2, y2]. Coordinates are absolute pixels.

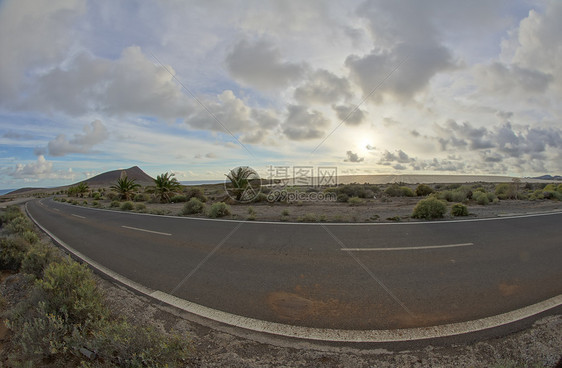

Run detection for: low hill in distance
[[82, 166, 154, 187]]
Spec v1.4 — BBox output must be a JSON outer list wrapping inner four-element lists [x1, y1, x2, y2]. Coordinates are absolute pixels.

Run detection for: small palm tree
[[75, 182, 89, 198], [110, 176, 141, 201], [153, 172, 181, 203], [225, 166, 260, 201]]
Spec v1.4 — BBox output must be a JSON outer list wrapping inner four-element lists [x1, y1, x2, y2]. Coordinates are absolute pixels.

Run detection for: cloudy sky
[[1, 0, 561, 189]]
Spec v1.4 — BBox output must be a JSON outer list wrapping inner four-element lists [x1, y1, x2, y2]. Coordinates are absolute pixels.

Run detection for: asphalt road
[[27, 198, 562, 330]]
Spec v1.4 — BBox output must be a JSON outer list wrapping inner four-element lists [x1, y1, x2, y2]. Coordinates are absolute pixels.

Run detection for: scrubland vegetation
[[0, 206, 191, 367]]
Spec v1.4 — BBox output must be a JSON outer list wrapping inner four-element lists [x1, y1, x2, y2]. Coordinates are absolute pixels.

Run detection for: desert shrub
[[21, 230, 39, 244], [92, 200, 100, 207], [451, 203, 469, 216], [2, 215, 33, 236], [281, 209, 290, 216], [557, 184, 562, 193], [400, 186, 415, 197], [415, 184, 434, 196], [110, 200, 120, 208], [336, 184, 380, 198], [473, 191, 490, 205], [170, 194, 188, 203], [543, 183, 557, 192], [337, 193, 349, 203], [135, 203, 147, 211], [133, 193, 150, 202], [253, 192, 268, 203], [89, 320, 191, 367], [412, 197, 447, 220], [207, 202, 230, 218], [106, 191, 119, 201], [495, 183, 518, 200], [21, 242, 56, 279], [185, 187, 207, 202], [348, 196, 362, 206], [182, 198, 205, 215], [542, 190, 562, 200], [35, 259, 108, 326], [386, 216, 401, 222], [92, 192, 101, 200], [1, 206, 24, 223], [60, 198, 67, 203], [120, 201, 134, 211], [0, 236, 30, 271], [298, 213, 317, 222]]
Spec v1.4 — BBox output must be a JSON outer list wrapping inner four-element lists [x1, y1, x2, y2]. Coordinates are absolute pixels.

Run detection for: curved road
[[27, 198, 562, 333]]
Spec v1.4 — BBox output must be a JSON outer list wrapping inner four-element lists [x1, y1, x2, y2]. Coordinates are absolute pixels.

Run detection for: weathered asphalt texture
[[27, 198, 562, 330]]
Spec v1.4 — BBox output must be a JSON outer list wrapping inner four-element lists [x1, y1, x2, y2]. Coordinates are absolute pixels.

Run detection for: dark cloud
[[226, 39, 306, 90], [344, 150, 364, 163], [332, 105, 366, 126], [476, 62, 553, 94], [294, 69, 352, 104], [47, 120, 108, 157], [282, 105, 329, 141]]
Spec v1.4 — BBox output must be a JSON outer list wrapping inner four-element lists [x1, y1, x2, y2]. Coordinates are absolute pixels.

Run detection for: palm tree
[[75, 182, 89, 198], [153, 172, 181, 203], [225, 166, 260, 202], [110, 176, 141, 201]]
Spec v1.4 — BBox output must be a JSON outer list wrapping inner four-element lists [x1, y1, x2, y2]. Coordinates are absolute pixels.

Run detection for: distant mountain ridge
[[531, 175, 562, 181], [82, 166, 154, 186]]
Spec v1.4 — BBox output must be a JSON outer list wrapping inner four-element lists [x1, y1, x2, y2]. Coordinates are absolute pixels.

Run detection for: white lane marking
[[341, 242, 474, 251], [121, 225, 171, 236], [72, 214, 86, 219]]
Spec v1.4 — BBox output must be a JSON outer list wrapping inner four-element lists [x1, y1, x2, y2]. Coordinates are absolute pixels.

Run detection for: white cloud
[[294, 69, 352, 105]]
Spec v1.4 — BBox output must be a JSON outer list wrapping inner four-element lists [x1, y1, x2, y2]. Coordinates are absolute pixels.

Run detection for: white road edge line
[[342, 243, 474, 251], [71, 214, 86, 219], [26, 202, 562, 343], [121, 225, 171, 236]]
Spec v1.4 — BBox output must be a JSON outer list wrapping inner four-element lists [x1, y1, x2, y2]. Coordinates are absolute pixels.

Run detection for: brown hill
[[82, 166, 154, 187]]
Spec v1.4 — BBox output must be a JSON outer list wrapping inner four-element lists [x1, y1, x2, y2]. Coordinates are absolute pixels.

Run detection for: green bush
[[60, 198, 67, 203], [21, 242, 56, 279], [182, 198, 205, 215], [281, 209, 290, 216], [348, 196, 362, 206], [110, 200, 120, 208], [473, 191, 490, 205], [495, 183, 517, 199], [120, 201, 134, 211], [133, 193, 150, 202], [135, 203, 147, 211], [35, 259, 108, 326], [207, 202, 230, 218], [412, 197, 448, 220], [2, 215, 33, 236], [0, 236, 30, 271], [253, 192, 268, 203], [451, 203, 469, 216], [170, 194, 188, 203], [337, 193, 349, 203], [89, 320, 191, 367], [22, 230, 39, 244], [185, 187, 207, 202], [335, 184, 380, 199], [385, 184, 414, 197], [415, 184, 434, 196], [92, 192, 101, 200]]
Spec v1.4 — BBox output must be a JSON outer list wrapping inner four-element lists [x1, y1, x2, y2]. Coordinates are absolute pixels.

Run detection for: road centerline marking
[[71, 214, 86, 219], [121, 225, 172, 236], [341, 242, 474, 251]]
